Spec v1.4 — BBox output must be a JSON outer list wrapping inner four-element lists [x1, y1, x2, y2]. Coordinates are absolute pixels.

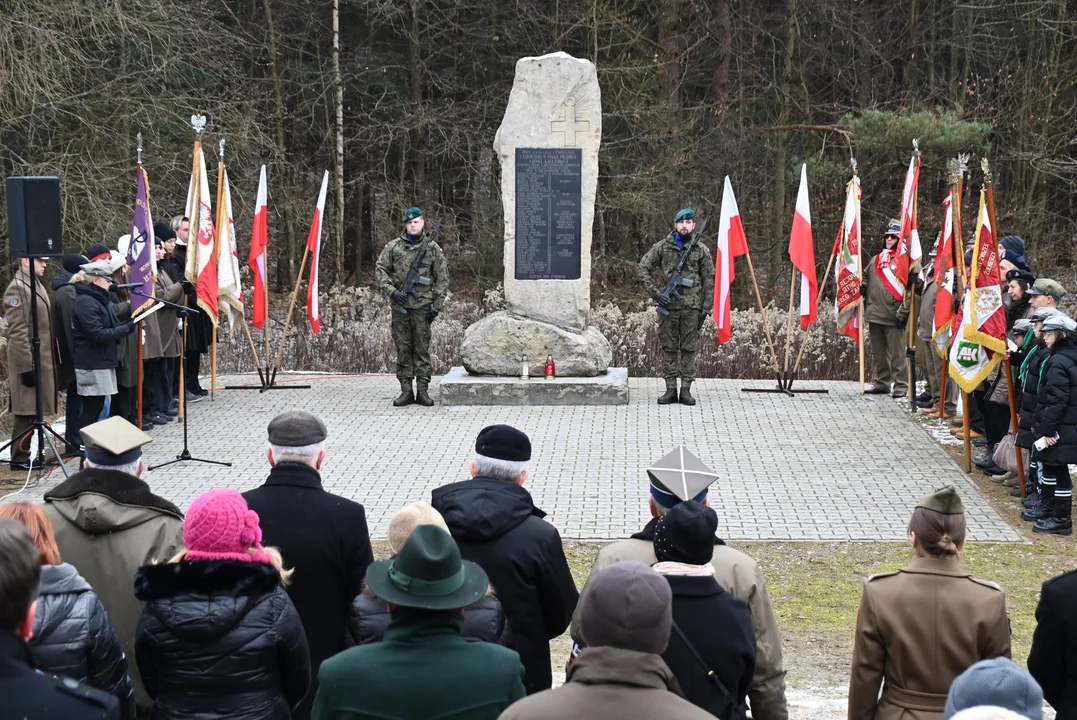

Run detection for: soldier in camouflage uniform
[[637, 208, 715, 405], [375, 207, 448, 407]]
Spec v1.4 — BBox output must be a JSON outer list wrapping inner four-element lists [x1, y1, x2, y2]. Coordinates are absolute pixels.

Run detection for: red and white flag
[[712, 177, 749, 344], [306, 170, 329, 334], [216, 164, 244, 336], [248, 166, 269, 330], [834, 174, 862, 343], [184, 141, 219, 323], [948, 188, 1006, 392], [894, 154, 922, 290], [932, 190, 956, 358], [788, 164, 817, 329]]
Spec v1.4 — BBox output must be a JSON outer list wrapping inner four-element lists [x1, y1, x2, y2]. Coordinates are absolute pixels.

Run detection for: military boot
[[392, 379, 415, 407], [415, 379, 435, 407], [1022, 485, 1054, 521], [679, 380, 697, 406], [657, 379, 678, 405], [1034, 496, 1073, 536]]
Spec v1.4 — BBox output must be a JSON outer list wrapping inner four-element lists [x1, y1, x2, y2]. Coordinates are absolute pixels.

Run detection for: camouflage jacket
[[374, 232, 448, 311], [637, 232, 715, 312]]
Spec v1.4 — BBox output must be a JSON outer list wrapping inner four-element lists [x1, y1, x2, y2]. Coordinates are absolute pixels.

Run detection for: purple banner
[[129, 166, 156, 317]]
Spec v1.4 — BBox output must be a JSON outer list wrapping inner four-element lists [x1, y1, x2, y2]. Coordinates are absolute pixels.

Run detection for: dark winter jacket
[[168, 245, 211, 353], [661, 574, 756, 719], [1031, 336, 1077, 466], [348, 584, 513, 647], [1017, 339, 1048, 450], [30, 563, 135, 718], [73, 282, 133, 370], [50, 270, 79, 388], [113, 295, 137, 388], [134, 560, 311, 720], [1028, 568, 1077, 718], [431, 477, 579, 694], [243, 462, 374, 720]]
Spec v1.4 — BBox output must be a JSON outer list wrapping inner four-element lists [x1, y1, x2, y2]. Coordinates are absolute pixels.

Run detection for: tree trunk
[[332, 0, 346, 282], [712, 0, 732, 107], [408, 0, 425, 191], [770, 0, 798, 285], [262, 0, 296, 289], [657, 0, 683, 130]]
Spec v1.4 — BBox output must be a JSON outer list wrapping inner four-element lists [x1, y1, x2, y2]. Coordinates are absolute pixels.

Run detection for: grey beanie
[[579, 561, 672, 654], [944, 658, 1043, 720]]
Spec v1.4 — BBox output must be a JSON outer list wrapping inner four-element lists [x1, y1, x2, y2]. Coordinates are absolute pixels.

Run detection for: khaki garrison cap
[[80, 416, 152, 466], [647, 446, 719, 506], [916, 485, 965, 515]]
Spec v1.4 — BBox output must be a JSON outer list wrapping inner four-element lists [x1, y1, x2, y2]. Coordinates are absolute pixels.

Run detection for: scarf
[[652, 561, 716, 577]]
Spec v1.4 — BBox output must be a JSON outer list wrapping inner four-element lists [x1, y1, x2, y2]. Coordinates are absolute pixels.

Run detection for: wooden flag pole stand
[[740, 248, 794, 397], [784, 247, 837, 394]]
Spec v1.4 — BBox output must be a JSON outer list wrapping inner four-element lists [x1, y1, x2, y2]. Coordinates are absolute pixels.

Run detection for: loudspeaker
[[6, 176, 63, 258]]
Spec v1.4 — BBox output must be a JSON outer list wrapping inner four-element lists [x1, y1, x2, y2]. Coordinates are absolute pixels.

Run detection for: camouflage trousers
[[658, 307, 702, 382], [391, 308, 432, 381]]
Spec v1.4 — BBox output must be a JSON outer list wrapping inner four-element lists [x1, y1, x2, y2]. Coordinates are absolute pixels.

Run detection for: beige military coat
[[848, 556, 1011, 720], [4, 268, 57, 416]]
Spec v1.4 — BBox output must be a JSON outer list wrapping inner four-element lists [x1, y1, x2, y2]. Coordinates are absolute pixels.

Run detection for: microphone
[[110, 283, 143, 290]]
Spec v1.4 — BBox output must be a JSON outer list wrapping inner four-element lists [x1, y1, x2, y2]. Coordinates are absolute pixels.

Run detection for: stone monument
[[441, 51, 627, 405]]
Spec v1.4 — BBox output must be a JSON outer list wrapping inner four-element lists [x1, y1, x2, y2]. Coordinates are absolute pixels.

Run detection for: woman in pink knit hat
[[133, 489, 311, 720]]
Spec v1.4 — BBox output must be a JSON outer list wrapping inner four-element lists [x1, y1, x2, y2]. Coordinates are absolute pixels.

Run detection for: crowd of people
[[0, 410, 1072, 719], [3, 215, 209, 471]]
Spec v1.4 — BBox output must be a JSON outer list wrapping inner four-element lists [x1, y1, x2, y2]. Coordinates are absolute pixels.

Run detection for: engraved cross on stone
[[550, 102, 590, 146]]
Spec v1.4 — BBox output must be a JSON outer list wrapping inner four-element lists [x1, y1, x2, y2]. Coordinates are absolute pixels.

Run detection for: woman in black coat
[[0, 503, 135, 718], [650, 501, 755, 720], [1017, 311, 1054, 514], [1028, 313, 1077, 536], [134, 489, 311, 720]]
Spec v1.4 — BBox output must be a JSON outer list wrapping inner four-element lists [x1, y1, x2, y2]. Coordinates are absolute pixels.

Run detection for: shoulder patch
[[10, 296, 19, 307], [866, 570, 901, 582], [969, 576, 1003, 591]]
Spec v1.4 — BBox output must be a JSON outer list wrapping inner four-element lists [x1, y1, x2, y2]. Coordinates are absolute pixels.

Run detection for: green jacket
[[374, 232, 448, 312], [863, 252, 914, 327], [637, 232, 715, 312], [312, 610, 525, 720]]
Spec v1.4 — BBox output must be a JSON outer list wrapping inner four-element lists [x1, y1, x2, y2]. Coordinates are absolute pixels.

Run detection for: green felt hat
[[401, 207, 423, 223], [365, 525, 489, 610]]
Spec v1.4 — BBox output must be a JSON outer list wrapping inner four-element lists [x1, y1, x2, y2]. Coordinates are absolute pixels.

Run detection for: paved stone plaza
[[25, 374, 1021, 542]]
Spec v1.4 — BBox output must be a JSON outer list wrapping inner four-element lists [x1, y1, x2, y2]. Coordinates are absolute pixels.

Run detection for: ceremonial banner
[[948, 189, 1006, 392], [932, 190, 956, 358], [128, 166, 156, 317], [834, 175, 862, 343], [788, 164, 817, 329], [184, 141, 220, 322], [894, 153, 922, 290], [713, 176, 749, 344], [249, 165, 269, 330], [216, 164, 244, 336], [306, 170, 329, 334]]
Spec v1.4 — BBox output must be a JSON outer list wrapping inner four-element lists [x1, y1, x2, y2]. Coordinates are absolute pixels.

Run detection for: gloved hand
[[953, 294, 962, 313], [426, 309, 439, 323], [697, 313, 706, 331], [859, 282, 868, 298], [655, 293, 671, 308], [19, 372, 35, 388], [124, 320, 138, 335], [894, 315, 908, 330], [391, 290, 408, 306], [181, 279, 194, 293]]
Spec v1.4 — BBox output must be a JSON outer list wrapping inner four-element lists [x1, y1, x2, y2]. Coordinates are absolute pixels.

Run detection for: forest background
[[2, 0, 1075, 377]]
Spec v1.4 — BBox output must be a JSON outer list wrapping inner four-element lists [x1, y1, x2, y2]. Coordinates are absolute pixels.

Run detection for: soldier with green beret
[[375, 207, 449, 407], [637, 208, 715, 405]]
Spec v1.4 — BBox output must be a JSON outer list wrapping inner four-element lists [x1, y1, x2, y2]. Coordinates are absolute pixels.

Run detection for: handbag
[[670, 620, 743, 720], [993, 432, 1024, 474]]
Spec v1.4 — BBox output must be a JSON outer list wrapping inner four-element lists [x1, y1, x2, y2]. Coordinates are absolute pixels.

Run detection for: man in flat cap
[[637, 208, 715, 405], [1027, 278, 1066, 311], [374, 206, 448, 408], [863, 218, 915, 397], [571, 446, 789, 720], [243, 410, 374, 720], [431, 424, 579, 695], [42, 416, 184, 716]]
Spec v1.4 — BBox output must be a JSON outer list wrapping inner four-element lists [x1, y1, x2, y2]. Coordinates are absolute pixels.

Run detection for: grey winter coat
[[30, 562, 135, 718]]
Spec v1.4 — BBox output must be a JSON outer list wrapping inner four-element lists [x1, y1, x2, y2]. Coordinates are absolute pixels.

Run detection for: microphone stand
[[126, 289, 232, 471]]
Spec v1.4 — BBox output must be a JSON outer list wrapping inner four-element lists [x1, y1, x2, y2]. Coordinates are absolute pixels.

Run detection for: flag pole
[[240, 316, 266, 387], [982, 157, 1025, 495], [782, 266, 797, 382], [180, 116, 206, 422], [937, 189, 954, 420], [789, 247, 837, 379], [949, 154, 972, 473], [907, 141, 921, 413], [854, 159, 866, 394], [743, 250, 781, 375], [270, 245, 311, 386], [211, 139, 226, 398], [135, 132, 145, 429]]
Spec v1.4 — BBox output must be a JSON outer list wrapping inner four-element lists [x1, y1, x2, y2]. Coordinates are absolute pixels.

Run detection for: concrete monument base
[[438, 366, 628, 406]]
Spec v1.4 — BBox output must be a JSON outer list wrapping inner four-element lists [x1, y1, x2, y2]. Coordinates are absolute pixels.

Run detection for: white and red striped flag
[[712, 176, 749, 343], [306, 170, 329, 333], [948, 188, 1006, 392], [184, 141, 219, 323], [894, 153, 922, 289], [216, 164, 243, 336], [932, 190, 956, 358], [788, 164, 817, 329], [248, 165, 269, 330], [834, 174, 862, 343]]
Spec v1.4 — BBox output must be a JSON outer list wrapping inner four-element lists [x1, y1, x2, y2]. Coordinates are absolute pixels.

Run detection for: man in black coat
[[0, 517, 119, 720], [243, 411, 374, 720], [1028, 567, 1077, 716], [431, 424, 579, 694], [50, 253, 88, 453], [168, 223, 211, 397]]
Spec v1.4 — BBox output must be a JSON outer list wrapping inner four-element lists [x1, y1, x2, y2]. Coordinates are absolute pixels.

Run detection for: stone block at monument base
[[461, 311, 611, 377], [438, 366, 628, 406]]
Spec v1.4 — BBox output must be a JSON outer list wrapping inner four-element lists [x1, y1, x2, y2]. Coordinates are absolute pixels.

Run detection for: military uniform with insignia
[[863, 219, 915, 398], [637, 209, 715, 405], [374, 207, 448, 407], [571, 446, 789, 720], [848, 487, 1011, 720]]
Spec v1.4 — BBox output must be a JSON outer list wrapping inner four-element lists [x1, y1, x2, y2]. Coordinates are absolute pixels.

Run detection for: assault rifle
[[393, 218, 442, 314], [656, 218, 709, 316]]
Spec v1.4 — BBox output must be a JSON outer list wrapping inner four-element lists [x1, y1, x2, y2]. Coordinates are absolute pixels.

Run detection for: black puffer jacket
[[73, 282, 134, 370], [347, 584, 514, 647], [431, 477, 579, 695], [1017, 339, 1048, 449], [134, 560, 311, 720], [30, 562, 135, 718], [1032, 336, 1077, 466]]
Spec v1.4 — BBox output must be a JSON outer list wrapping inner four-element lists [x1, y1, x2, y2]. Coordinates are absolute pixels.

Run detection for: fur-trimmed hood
[[44, 468, 182, 535]]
